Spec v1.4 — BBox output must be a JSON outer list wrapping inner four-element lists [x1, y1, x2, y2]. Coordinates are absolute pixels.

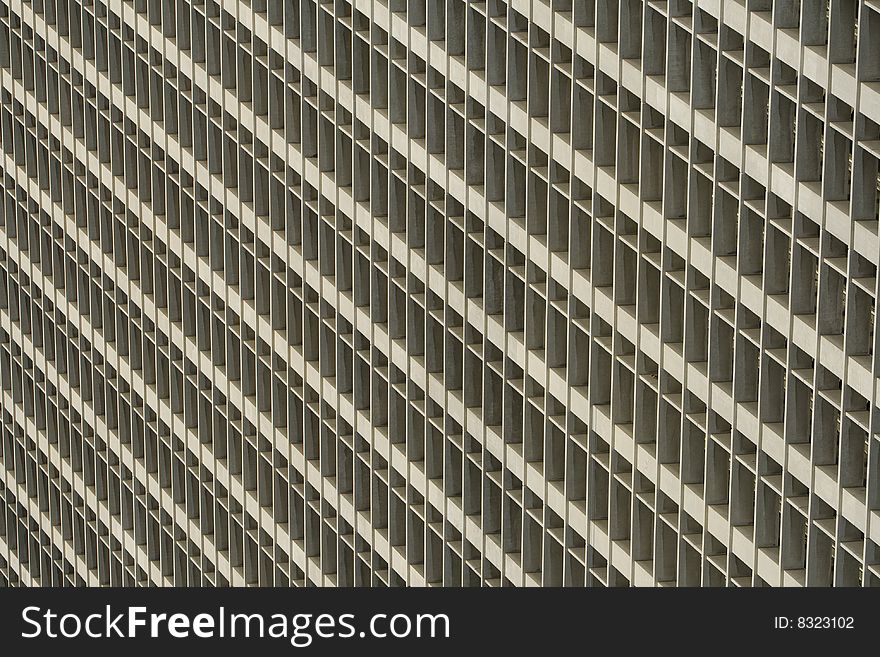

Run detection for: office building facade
[[1, 0, 880, 587]]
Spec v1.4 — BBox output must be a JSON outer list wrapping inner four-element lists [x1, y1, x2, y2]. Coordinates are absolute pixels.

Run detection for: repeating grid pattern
[[0, 0, 879, 588]]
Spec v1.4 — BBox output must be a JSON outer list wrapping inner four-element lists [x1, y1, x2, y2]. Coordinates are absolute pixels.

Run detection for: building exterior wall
[[0, 0, 879, 587]]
